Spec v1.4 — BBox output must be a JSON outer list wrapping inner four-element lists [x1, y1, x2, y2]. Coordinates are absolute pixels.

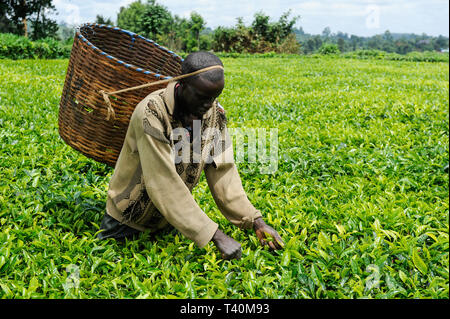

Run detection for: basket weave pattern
[[58, 23, 183, 167]]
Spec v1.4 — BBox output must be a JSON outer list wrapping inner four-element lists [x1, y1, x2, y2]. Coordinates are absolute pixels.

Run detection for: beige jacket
[[106, 81, 262, 248]]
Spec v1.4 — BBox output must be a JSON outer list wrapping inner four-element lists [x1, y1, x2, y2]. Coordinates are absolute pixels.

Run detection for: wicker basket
[[58, 23, 183, 168]]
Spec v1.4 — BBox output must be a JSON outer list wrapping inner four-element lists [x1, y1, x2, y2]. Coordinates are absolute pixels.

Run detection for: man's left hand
[[253, 217, 285, 250]]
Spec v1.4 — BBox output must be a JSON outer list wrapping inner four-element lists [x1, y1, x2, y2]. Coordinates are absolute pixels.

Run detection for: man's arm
[[204, 126, 284, 251], [204, 126, 262, 229]]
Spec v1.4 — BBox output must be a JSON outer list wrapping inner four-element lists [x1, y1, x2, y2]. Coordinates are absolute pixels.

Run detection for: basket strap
[[99, 89, 116, 121], [99, 65, 224, 121]]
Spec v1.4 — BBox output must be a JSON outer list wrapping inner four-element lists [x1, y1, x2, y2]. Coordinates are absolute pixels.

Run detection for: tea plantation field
[[0, 56, 448, 298]]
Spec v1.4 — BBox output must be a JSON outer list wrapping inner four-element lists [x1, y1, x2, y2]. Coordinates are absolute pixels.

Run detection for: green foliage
[[30, 13, 58, 41], [116, 0, 148, 36], [212, 23, 256, 53], [267, 10, 300, 44], [212, 11, 299, 54], [318, 43, 340, 55], [0, 56, 448, 298], [341, 49, 449, 63], [0, 33, 71, 59], [56, 22, 76, 43], [140, 1, 173, 40], [295, 27, 449, 55], [95, 15, 114, 26], [160, 11, 206, 53], [0, 0, 58, 40], [116, 1, 206, 53], [213, 52, 291, 59], [252, 10, 299, 45], [185, 12, 205, 52], [302, 35, 323, 54]]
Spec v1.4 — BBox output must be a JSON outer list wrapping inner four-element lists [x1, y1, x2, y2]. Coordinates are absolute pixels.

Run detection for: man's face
[[180, 74, 224, 120]]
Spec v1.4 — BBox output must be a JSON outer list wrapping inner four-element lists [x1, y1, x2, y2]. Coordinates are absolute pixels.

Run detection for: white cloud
[[53, 0, 82, 24]]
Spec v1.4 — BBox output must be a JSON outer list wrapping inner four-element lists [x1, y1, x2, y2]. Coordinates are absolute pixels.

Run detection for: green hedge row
[[1, 33, 447, 63], [0, 33, 72, 59], [341, 49, 449, 62], [214, 50, 449, 62], [212, 51, 295, 59]]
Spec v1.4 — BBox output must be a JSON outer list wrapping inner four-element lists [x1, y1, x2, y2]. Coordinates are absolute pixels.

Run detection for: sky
[[51, 0, 449, 37]]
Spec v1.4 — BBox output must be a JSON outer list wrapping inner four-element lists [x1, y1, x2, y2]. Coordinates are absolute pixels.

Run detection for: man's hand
[[212, 229, 242, 260], [253, 217, 285, 250]]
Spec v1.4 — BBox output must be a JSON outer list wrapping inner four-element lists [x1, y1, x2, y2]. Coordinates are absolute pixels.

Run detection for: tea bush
[[341, 49, 449, 63], [0, 56, 448, 298], [318, 43, 340, 55], [0, 33, 72, 59]]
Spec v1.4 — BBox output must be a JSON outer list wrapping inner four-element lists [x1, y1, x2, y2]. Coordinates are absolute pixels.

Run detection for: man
[[98, 51, 284, 260]]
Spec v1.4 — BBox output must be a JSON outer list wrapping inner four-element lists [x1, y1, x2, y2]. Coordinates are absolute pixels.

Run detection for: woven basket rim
[[77, 23, 184, 79]]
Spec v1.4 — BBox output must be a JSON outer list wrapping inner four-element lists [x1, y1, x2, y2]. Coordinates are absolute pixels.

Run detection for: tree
[[95, 15, 114, 26], [434, 35, 449, 51], [212, 18, 254, 53], [117, 0, 176, 42], [252, 11, 270, 40], [272, 10, 300, 43], [367, 34, 383, 50], [383, 30, 393, 42], [153, 11, 208, 53], [141, 0, 173, 40], [304, 35, 322, 54], [57, 21, 76, 42], [277, 33, 301, 54], [6, 0, 33, 37], [251, 10, 299, 45], [350, 34, 361, 50], [394, 38, 412, 54], [297, 28, 448, 55], [1, 0, 58, 39], [337, 37, 346, 52], [29, 0, 58, 40], [116, 0, 147, 35], [187, 11, 205, 51], [336, 31, 348, 40], [322, 26, 331, 39], [0, 2, 14, 33], [167, 14, 190, 51], [318, 42, 340, 54]]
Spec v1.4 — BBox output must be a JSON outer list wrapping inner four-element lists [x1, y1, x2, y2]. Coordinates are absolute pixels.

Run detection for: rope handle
[[99, 65, 224, 121]]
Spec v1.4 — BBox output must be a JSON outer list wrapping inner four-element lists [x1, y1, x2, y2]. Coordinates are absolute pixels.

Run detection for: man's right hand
[[211, 229, 242, 260]]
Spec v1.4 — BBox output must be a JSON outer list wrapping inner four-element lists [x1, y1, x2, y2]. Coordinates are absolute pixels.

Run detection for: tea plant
[[0, 56, 448, 298], [0, 34, 72, 60]]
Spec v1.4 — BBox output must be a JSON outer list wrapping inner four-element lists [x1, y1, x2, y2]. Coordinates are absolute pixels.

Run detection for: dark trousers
[[97, 212, 142, 240]]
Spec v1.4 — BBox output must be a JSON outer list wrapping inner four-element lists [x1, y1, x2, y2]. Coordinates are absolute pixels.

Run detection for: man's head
[[176, 51, 225, 119]]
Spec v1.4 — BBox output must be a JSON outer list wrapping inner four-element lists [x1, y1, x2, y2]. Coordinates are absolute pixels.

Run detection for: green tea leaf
[[28, 277, 40, 294], [318, 232, 329, 250], [299, 228, 308, 242], [0, 54, 447, 299], [412, 248, 428, 275], [281, 250, 291, 267], [311, 264, 325, 290], [398, 270, 408, 283]]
